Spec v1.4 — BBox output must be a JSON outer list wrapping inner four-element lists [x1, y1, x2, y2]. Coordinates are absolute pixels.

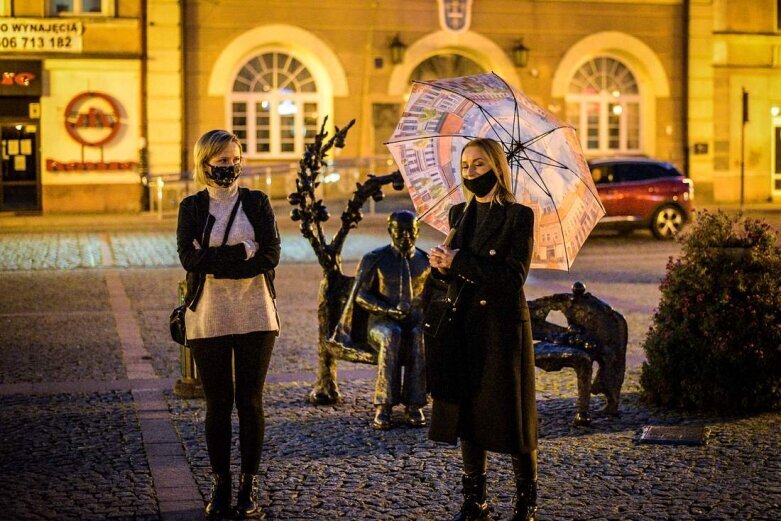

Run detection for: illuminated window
[[566, 57, 641, 154], [409, 54, 484, 83], [230, 51, 319, 158], [50, 0, 109, 15]]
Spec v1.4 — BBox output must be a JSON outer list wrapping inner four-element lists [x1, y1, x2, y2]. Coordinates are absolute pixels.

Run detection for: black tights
[[461, 439, 537, 481], [190, 331, 275, 476]]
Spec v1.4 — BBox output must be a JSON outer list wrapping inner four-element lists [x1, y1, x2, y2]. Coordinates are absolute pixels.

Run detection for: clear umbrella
[[386, 72, 605, 270]]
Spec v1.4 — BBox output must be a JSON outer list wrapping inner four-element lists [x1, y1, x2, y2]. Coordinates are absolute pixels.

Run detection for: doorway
[[0, 122, 40, 212]]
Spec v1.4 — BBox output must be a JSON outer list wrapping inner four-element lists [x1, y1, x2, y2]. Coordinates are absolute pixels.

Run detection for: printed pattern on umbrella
[[386, 72, 605, 270]]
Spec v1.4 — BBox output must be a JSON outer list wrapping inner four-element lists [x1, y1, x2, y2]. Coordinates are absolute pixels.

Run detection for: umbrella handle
[[443, 227, 457, 247], [442, 197, 472, 247]]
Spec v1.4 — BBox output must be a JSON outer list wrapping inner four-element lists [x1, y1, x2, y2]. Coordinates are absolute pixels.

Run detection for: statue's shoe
[[373, 406, 392, 430], [405, 406, 426, 427]]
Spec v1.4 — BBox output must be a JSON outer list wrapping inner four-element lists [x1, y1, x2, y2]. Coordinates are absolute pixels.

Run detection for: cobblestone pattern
[[0, 392, 159, 521], [168, 370, 781, 520], [110, 232, 179, 268], [0, 272, 125, 384], [0, 271, 111, 314], [0, 312, 125, 384], [119, 270, 184, 378], [0, 233, 103, 270], [0, 228, 436, 271]]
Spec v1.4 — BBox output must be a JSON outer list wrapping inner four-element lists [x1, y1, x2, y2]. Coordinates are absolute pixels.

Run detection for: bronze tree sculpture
[[288, 117, 404, 404]]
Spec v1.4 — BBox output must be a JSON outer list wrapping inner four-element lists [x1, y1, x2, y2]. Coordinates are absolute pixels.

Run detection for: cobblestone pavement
[[1, 214, 780, 520], [170, 373, 781, 520], [0, 391, 158, 521]]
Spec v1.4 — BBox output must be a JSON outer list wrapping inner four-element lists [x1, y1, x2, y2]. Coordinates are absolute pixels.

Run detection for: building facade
[[0, 0, 778, 213], [0, 0, 181, 212]]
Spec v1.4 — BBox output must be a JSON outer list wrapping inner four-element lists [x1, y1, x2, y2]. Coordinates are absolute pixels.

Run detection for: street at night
[[1, 210, 779, 520]]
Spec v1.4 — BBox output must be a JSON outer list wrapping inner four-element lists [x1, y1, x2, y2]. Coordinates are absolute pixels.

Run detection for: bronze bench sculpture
[[528, 281, 627, 426]]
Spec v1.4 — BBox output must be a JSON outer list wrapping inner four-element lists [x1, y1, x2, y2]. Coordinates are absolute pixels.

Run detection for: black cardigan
[[176, 187, 281, 310]]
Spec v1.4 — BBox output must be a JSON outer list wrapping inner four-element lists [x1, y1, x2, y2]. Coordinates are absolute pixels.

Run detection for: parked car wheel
[[650, 204, 686, 239]]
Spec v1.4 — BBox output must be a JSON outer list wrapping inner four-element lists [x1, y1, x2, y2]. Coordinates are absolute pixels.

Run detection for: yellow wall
[[695, 0, 781, 202], [185, 0, 686, 170]]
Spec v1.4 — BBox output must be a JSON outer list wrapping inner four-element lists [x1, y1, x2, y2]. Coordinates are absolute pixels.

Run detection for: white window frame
[[568, 93, 641, 154], [49, 0, 113, 16], [566, 57, 642, 156], [230, 92, 319, 160], [228, 50, 320, 159]]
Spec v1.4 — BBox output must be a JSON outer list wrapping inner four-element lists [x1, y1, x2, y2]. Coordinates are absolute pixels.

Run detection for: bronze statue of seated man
[[331, 210, 431, 429]]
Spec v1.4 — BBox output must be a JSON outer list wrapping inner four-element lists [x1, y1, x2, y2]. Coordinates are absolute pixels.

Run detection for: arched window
[[566, 57, 641, 154], [409, 54, 484, 83], [230, 51, 319, 158]]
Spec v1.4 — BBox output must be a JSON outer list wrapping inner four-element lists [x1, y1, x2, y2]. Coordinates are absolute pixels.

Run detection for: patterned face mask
[[205, 163, 241, 187]]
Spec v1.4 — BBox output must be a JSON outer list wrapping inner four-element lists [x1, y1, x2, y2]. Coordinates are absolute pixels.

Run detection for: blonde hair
[[461, 138, 516, 205], [193, 130, 242, 186]]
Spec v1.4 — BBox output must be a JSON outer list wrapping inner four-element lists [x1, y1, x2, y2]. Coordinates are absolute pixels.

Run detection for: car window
[[613, 162, 680, 182], [590, 164, 614, 184], [649, 164, 681, 178], [613, 163, 646, 183]]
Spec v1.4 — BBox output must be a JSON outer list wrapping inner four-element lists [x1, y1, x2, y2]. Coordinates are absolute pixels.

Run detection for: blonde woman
[[427, 138, 539, 520], [176, 129, 280, 519]]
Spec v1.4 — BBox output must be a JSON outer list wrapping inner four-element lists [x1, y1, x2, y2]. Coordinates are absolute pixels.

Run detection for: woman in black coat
[[427, 138, 538, 521]]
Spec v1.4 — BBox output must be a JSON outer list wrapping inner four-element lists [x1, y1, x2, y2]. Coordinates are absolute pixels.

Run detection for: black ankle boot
[[204, 472, 231, 519], [235, 473, 261, 519], [511, 478, 538, 521], [451, 472, 491, 521]]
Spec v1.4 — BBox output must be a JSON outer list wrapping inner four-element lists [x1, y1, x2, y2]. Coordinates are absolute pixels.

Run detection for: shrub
[[640, 210, 781, 412]]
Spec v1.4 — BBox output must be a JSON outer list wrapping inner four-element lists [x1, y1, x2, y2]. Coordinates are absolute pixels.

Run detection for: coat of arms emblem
[[438, 0, 472, 33]]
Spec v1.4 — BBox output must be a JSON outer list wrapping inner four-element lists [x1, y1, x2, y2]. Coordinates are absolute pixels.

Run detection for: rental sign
[[0, 18, 83, 53]]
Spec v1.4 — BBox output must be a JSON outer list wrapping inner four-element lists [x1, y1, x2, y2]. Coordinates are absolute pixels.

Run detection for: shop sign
[[0, 60, 42, 97], [0, 18, 83, 53], [46, 159, 138, 172], [46, 91, 137, 172], [65, 92, 122, 147]]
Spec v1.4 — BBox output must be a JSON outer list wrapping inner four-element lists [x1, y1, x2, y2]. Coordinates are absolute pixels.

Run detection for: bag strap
[[220, 196, 242, 246]]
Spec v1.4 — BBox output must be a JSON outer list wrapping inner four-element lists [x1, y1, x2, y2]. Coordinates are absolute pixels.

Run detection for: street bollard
[[173, 279, 204, 399]]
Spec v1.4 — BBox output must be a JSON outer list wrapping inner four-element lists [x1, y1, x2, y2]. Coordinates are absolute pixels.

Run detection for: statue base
[[174, 379, 204, 399]]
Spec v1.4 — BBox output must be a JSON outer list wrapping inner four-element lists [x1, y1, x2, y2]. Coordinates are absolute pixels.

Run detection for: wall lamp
[[389, 34, 407, 65], [512, 39, 530, 68]]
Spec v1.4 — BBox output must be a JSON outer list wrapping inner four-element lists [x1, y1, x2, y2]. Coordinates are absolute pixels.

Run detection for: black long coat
[[427, 200, 538, 454]]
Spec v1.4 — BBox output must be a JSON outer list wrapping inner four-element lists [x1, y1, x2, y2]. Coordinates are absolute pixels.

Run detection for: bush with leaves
[[640, 210, 781, 412]]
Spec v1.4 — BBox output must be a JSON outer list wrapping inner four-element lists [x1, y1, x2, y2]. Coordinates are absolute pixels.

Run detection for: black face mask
[[206, 163, 241, 187], [463, 169, 498, 197]]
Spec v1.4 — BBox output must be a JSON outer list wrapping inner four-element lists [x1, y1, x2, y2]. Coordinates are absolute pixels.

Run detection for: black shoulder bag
[[420, 201, 471, 340], [169, 197, 242, 345]]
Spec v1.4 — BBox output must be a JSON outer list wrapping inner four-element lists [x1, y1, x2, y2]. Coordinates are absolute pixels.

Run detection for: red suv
[[588, 157, 694, 240]]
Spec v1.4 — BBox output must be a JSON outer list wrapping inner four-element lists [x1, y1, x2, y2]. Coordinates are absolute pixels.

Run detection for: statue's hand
[[388, 303, 409, 321], [387, 309, 406, 321]]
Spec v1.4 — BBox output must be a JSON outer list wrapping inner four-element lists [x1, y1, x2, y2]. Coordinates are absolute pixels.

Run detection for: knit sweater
[[185, 183, 279, 340]]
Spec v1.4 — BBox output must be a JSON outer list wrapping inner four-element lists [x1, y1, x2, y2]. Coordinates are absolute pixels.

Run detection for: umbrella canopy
[[386, 72, 605, 270]]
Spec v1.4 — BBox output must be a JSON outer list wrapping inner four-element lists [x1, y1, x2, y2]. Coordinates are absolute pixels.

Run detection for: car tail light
[[683, 178, 693, 201]]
